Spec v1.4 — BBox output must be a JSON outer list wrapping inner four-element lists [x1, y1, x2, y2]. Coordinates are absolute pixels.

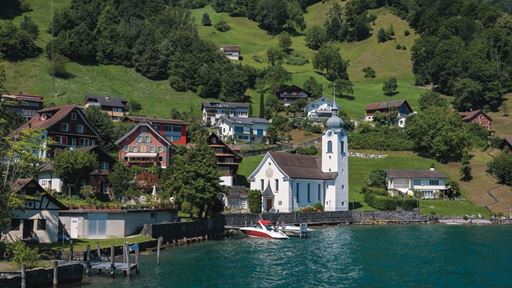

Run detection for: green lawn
[[237, 150, 489, 216], [43, 235, 154, 251], [420, 200, 490, 218]]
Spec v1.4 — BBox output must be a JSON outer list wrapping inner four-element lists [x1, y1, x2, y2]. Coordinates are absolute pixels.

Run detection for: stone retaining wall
[[143, 216, 225, 242], [0, 263, 83, 288], [224, 211, 434, 227]]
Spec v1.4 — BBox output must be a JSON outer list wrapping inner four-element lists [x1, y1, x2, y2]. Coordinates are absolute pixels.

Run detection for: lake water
[[83, 225, 512, 287]]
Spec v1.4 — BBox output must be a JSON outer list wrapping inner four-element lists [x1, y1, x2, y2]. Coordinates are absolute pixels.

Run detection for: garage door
[[88, 214, 107, 239]]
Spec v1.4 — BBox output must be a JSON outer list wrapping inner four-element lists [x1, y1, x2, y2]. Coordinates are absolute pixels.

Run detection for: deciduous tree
[[53, 149, 98, 195]]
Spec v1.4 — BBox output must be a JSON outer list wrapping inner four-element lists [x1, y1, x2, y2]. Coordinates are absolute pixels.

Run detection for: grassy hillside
[[192, 3, 425, 119], [3, 0, 209, 118], [238, 151, 490, 216], [3, 1, 425, 120]]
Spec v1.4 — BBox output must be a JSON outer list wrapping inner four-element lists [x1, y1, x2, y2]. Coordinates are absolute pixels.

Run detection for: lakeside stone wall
[[224, 211, 433, 227], [0, 263, 83, 288], [143, 216, 225, 242]]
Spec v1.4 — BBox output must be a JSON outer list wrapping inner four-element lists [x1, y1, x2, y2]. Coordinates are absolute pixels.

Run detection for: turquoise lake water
[[83, 225, 512, 287]]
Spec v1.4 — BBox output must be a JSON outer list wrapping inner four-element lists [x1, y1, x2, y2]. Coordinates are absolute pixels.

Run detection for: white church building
[[248, 102, 349, 212]]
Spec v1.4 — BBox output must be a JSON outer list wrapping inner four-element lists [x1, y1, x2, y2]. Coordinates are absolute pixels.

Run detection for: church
[[248, 100, 349, 212]]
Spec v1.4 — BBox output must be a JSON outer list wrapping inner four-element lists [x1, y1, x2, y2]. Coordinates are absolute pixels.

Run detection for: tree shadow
[[0, 0, 32, 19], [338, 95, 355, 100], [350, 202, 364, 210]]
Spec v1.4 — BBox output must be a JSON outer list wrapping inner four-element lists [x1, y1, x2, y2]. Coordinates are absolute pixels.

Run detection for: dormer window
[[71, 112, 77, 120], [60, 123, 69, 132]]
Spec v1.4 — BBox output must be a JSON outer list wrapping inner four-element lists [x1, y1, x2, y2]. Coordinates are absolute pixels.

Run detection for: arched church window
[[327, 141, 333, 153]]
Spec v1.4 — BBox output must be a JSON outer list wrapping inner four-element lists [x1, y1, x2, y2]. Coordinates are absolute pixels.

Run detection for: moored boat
[[277, 224, 314, 236], [239, 220, 289, 239]]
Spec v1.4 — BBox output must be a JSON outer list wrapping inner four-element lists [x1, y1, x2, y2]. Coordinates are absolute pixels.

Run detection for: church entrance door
[[266, 198, 273, 212]]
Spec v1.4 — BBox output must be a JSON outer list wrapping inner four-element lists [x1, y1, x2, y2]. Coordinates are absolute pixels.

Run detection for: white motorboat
[[277, 224, 314, 236], [239, 220, 289, 239]]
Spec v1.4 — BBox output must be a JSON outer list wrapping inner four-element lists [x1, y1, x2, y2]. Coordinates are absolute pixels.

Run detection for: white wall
[[38, 172, 63, 193], [249, 155, 291, 212], [220, 175, 233, 186], [5, 210, 60, 243]]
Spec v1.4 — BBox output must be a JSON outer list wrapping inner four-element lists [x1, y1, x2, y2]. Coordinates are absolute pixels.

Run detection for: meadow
[[238, 151, 491, 216], [4, 0, 425, 120]]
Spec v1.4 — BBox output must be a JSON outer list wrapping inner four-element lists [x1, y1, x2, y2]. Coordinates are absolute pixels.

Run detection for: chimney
[[430, 164, 435, 171]]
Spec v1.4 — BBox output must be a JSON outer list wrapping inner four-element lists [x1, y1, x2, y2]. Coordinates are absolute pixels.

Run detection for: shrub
[[366, 169, 387, 189], [80, 185, 95, 199], [404, 30, 410, 36], [201, 12, 212, 26], [285, 53, 309, 66], [248, 190, 262, 213], [349, 126, 414, 151], [401, 45, 406, 50], [10, 241, 39, 269], [215, 20, 231, 32], [295, 145, 318, 155], [313, 202, 323, 211], [395, 43, 402, 49], [361, 186, 388, 196], [365, 193, 418, 211], [488, 152, 512, 185], [362, 66, 376, 78], [169, 76, 188, 92]]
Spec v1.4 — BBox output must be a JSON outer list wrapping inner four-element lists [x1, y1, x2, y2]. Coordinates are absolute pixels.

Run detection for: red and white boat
[[239, 220, 289, 239]]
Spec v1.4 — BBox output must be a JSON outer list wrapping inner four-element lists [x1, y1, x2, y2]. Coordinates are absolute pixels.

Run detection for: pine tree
[[460, 150, 472, 181], [202, 13, 212, 26], [259, 91, 265, 118]]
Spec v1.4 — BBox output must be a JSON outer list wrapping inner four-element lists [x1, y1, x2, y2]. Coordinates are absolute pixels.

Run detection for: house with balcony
[[202, 101, 250, 126], [220, 45, 241, 60], [84, 95, 129, 122], [216, 116, 271, 144], [364, 100, 414, 127], [123, 116, 188, 145], [207, 133, 242, 186], [459, 110, 493, 130], [14, 104, 100, 158], [276, 85, 309, 106], [1, 93, 44, 121], [304, 96, 336, 121], [385, 168, 448, 199], [115, 122, 174, 169]]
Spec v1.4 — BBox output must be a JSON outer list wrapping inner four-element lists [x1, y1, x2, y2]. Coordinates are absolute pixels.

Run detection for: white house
[[201, 101, 250, 126], [248, 102, 349, 212], [386, 168, 448, 199], [3, 178, 67, 243], [59, 209, 177, 239], [216, 116, 271, 144], [364, 100, 414, 128], [304, 96, 336, 121], [220, 45, 241, 60], [37, 163, 64, 193]]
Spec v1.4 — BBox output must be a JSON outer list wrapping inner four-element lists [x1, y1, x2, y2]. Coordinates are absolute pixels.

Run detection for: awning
[[126, 152, 158, 157]]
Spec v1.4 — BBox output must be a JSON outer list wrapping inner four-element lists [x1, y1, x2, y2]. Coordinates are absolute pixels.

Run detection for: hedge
[[364, 193, 418, 211], [349, 127, 414, 151]]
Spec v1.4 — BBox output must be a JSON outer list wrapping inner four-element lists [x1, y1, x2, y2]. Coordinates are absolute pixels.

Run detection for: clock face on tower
[[326, 130, 333, 137]]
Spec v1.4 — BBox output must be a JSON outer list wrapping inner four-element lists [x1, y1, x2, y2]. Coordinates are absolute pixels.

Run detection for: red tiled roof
[[386, 169, 447, 179], [365, 100, 411, 112], [221, 45, 240, 52], [124, 115, 187, 126], [269, 152, 337, 180], [459, 110, 492, 122], [17, 104, 78, 130]]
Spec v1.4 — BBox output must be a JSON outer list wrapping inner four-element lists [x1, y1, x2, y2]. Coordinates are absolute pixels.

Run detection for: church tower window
[[327, 141, 333, 153]]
